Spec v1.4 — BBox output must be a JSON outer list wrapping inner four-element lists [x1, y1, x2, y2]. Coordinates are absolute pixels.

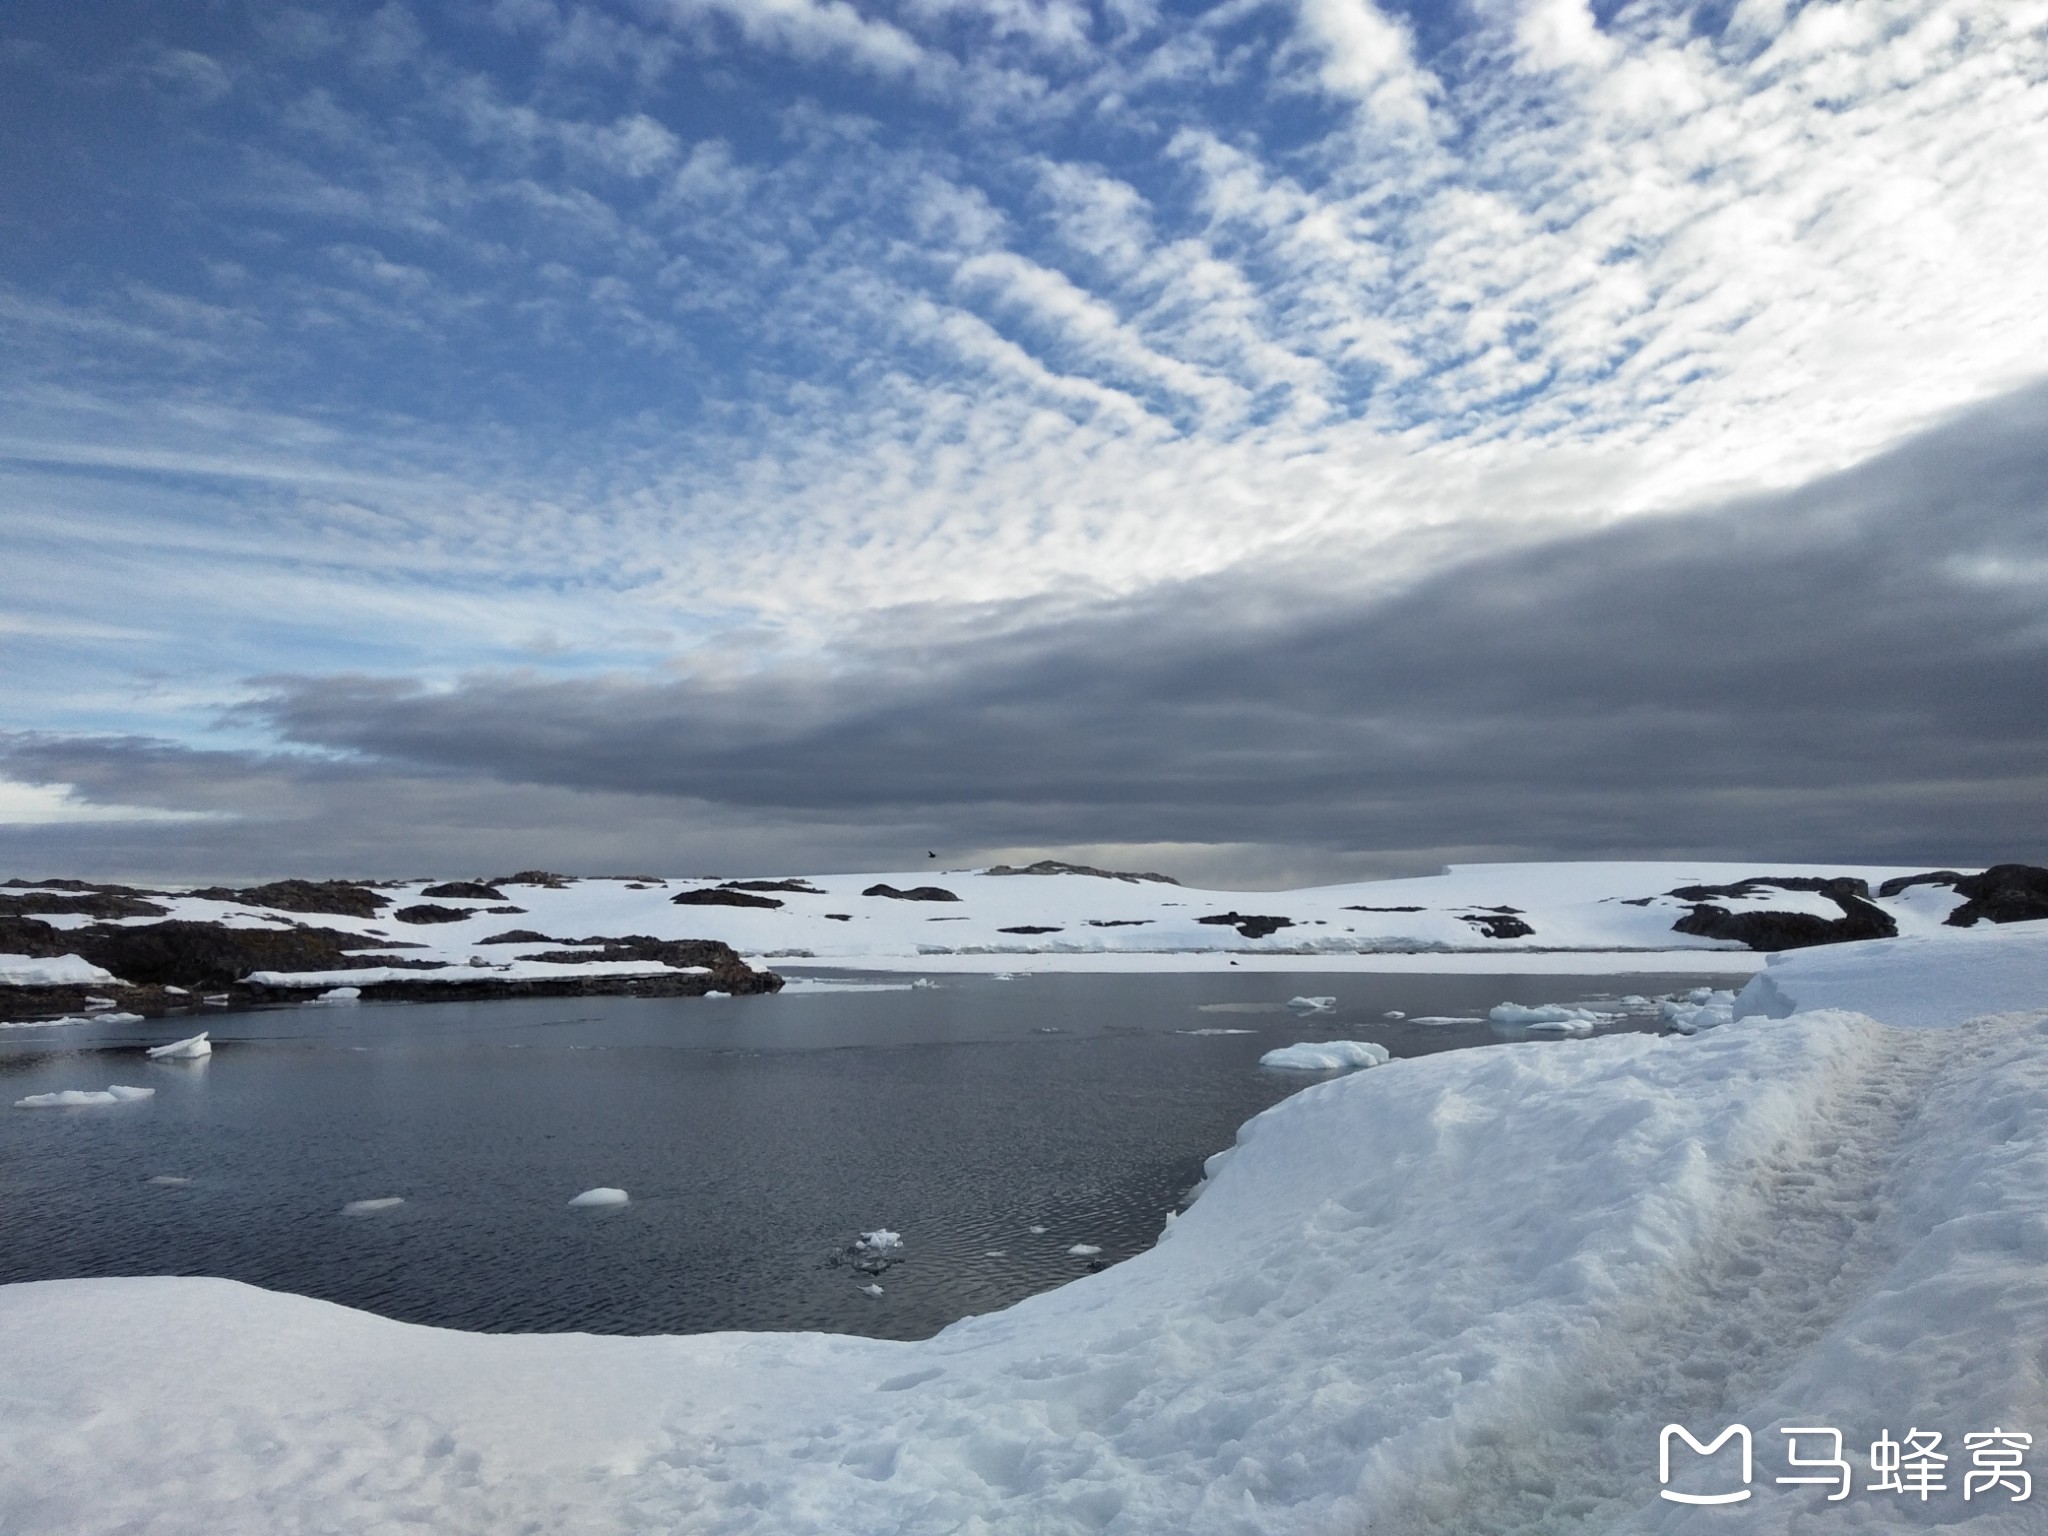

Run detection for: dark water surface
[[0, 968, 1736, 1340]]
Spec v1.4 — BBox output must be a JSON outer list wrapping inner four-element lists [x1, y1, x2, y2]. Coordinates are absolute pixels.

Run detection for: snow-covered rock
[[0, 953, 119, 987]]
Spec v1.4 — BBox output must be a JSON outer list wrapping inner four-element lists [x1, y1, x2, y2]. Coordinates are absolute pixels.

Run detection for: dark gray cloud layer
[[7, 384, 2047, 883]]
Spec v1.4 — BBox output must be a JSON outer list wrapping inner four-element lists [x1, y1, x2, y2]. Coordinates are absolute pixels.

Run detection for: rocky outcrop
[[516, 935, 781, 995], [393, 904, 475, 924], [984, 860, 1180, 884], [62, 920, 408, 989], [673, 888, 784, 909], [1672, 886, 1896, 951], [492, 870, 574, 888], [721, 879, 824, 894], [1197, 912, 1296, 940], [998, 925, 1062, 935], [1460, 912, 1535, 939], [1945, 864, 2048, 927], [0, 888, 169, 919], [185, 880, 390, 918], [1876, 871, 1964, 898], [862, 884, 960, 902], [420, 881, 507, 900]]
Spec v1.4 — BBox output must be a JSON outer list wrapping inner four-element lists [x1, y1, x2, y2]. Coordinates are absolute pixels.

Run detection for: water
[[0, 968, 1730, 1340]]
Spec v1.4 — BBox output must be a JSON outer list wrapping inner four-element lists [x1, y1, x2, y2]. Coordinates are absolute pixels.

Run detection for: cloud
[[12, 382, 2043, 883]]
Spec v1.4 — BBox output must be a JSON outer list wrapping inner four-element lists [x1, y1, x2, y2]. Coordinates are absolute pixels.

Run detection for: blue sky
[[3, 0, 2046, 882]]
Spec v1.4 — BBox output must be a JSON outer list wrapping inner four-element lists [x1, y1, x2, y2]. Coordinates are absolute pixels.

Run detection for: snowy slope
[[3, 860, 1995, 981], [3, 926, 2043, 1534]]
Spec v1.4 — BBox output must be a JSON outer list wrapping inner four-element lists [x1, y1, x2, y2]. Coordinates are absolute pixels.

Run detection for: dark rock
[[1460, 913, 1535, 939], [862, 884, 961, 902], [0, 913, 69, 957], [825, 914, 852, 921], [478, 929, 556, 945], [63, 921, 402, 988], [186, 880, 390, 918], [1342, 905, 1425, 913], [1672, 892, 1896, 951], [1086, 919, 1151, 927], [557, 934, 783, 994], [1876, 871, 1964, 898], [421, 881, 507, 900], [998, 925, 1062, 935], [483, 905, 526, 914], [983, 859, 1179, 885], [1668, 876, 1872, 902], [1196, 912, 1296, 940], [492, 870, 574, 888], [393, 904, 475, 924], [0, 890, 169, 919], [672, 888, 784, 909], [721, 878, 824, 894], [4, 877, 155, 894], [1945, 864, 2048, 927]]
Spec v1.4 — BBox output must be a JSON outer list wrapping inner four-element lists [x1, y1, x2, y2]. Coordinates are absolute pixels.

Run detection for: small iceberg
[[1661, 988, 1742, 1035], [856, 1229, 902, 1252], [83, 997, 118, 1012], [1488, 1003, 1612, 1034], [1383, 1010, 1406, 1019], [342, 1197, 405, 1217], [1286, 996, 1336, 1012], [1067, 1243, 1102, 1257], [16, 1085, 155, 1108], [148, 1175, 191, 1188], [1259, 1040, 1392, 1072], [860, 1283, 884, 1297], [312, 986, 362, 1005], [97, 1012, 145, 1025], [146, 1032, 212, 1060], [568, 1187, 629, 1208]]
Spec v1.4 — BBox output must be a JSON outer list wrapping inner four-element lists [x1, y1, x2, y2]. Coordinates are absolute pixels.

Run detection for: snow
[[0, 952, 119, 986], [567, 1187, 629, 1208], [1258, 1039, 1392, 1071], [145, 1032, 211, 1060], [13, 1085, 154, 1108], [3, 922, 2046, 1533], [1734, 923, 2048, 1028]]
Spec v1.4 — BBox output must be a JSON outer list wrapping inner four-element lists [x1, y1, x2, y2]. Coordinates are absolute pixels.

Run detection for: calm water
[[0, 969, 1731, 1340]]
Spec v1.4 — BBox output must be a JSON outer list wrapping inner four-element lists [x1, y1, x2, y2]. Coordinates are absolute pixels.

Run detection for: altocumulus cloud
[[7, 385, 2043, 883]]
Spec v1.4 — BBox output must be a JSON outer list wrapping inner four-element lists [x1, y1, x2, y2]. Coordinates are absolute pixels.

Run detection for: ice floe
[[1285, 995, 1335, 1011], [341, 1198, 405, 1217], [14, 1085, 155, 1108], [567, 1187, 629, 1208], [146, 1032, 212, 1060], [1487, 1001, 1613, 1033], [1258, 1040, 1392, 1071]]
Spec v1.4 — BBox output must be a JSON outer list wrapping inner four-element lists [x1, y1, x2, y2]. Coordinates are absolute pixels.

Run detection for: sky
[[1, 0, 2045, 887]]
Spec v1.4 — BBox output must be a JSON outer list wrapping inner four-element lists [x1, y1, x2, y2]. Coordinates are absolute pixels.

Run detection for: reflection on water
[[0, 968, 1731, 1339]]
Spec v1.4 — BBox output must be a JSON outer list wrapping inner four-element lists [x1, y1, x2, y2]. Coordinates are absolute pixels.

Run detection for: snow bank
[[0, 953, 119, 986], [1258, 1039, 1392, 1071], [1734, 923, 2048, 1028], [14, 1085, 154, 1108]]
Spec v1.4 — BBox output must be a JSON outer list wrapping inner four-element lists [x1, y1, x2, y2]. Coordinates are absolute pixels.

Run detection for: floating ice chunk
[[83, 997, 117, 1011], [1176, 1027, 1256, 1036], [568, 1187, 629, 1208], [342, 1197, 405, 1217], [313, 987, 362, 1004], [1067, 1244, 1102, 1257], [96, 1012, 144, 1024], [982, 1250, 1006, 1258], [200, 994, 229, 1006], [856, 1229, 901, 1252], [1286, 996, 1336, 1012], [1660, 989, 1741, 1035], [1408, 1016, 1486, 1026], [0, 1015, 93, 1030], [148, 1175, 191, 1187], [1259, 1040, 1391, 1072], [146, 1032, 211, 1060], [860, 1283, 884, 1297], [1488, 1003, 1612, 1034], [1028, 1225, 1047, 1234], [1384, 1010, 1406, 1019], [15, 1085, 156, 1108]]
